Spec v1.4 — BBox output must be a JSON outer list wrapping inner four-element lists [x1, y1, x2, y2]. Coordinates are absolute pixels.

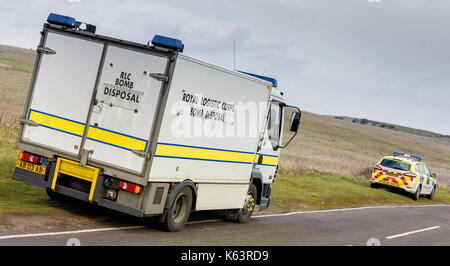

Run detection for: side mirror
[[289, 112, 301, 133], [431, 173, 436, 179], [276, 107, 301, 149]]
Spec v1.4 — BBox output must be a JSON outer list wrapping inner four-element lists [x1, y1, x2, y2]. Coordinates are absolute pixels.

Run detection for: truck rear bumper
[[13, 167, 50, 188], [13, 164, 144, 218]]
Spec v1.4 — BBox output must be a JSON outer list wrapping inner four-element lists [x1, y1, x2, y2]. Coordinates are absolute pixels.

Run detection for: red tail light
[[18, 152, 39, 164], [118, 181, 141, 194]]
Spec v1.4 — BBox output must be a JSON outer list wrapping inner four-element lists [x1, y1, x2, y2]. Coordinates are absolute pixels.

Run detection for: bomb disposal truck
[[13, 13, 301, 231]]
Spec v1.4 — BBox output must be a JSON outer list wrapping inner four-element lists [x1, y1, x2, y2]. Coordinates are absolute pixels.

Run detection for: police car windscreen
[[380, 159, 411, 171]]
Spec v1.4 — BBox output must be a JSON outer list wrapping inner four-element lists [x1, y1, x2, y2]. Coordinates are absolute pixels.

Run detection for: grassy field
[[0, 130, 65, 215], [0, 44, 450, 217], [0, 45, 34, 134], [270, 171, 450, 213]]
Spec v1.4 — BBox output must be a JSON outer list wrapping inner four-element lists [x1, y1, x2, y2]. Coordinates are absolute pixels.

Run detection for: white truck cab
[[13, 13, 301, 231]]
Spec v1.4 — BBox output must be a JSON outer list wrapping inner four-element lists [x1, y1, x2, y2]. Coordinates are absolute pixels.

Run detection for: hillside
[[1, 44, 450, 189], [334, 116, 448, 138], [0, 45, 35, 135]]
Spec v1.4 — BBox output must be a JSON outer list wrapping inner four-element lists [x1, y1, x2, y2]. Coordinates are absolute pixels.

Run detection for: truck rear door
[[21, 30, 104, 156], [21, 27, 170, 176], [83, 45, 168, 174]]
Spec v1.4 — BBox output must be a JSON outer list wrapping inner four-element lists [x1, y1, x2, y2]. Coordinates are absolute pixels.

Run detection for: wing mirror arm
[[276, 105, 301, 149]]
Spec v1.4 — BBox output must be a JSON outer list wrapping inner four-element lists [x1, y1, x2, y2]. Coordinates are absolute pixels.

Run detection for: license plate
[[380, 180, 401, 187], [387, 172, 398, 177], [16, 160, 46, 175]]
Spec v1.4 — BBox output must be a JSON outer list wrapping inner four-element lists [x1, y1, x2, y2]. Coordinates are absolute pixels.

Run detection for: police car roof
[[383, 155, 417, 163]]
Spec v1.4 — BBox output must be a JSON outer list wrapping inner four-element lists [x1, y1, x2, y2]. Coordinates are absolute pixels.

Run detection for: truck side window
[[267, 102, 282, 148]]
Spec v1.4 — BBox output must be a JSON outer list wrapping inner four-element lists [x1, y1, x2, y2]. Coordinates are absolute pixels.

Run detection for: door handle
[[19, 118, 39, 127], [131, 150, 152, 159]]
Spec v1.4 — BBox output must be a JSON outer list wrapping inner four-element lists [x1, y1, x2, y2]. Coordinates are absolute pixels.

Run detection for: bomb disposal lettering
[[181, 91, 236, 122], [97, 71, 144, 111]]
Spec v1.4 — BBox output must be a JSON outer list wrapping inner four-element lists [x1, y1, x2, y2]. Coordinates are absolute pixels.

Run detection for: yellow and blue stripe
[[154, 142, 279, 166], [27, 109, 279, 166], [27, 109, 148, 151]]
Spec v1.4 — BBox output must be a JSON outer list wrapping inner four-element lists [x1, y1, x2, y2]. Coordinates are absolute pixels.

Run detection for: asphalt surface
[[0, 205, 449, 246]]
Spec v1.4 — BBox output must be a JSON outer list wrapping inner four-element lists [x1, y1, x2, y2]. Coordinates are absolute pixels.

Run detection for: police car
[[370, 152, 437, 200]]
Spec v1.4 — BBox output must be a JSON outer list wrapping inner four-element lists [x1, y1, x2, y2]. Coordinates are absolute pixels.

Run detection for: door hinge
[[149, 73, 168, 82], [131, 150, 152, 159], [19, 118, 39, 127], [80, 149, 94, 167], [37, 46, 56, 55]]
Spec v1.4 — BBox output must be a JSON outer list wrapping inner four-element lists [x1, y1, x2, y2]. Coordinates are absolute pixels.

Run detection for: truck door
[[82, 45, 168, 174], [21, 31, 104, 156], [256, 101, 283, 184]]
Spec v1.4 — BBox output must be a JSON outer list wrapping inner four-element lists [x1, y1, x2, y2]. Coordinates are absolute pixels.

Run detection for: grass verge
[[269, 171, 450, 213], [0, 130, 65, 215]]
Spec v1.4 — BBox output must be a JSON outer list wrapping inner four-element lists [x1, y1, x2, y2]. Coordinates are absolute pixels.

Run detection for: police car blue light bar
[[393, 152, 422, 161], [47, 13, 77, 28], [238, 71, 278, 87], [151, 35, 184, 52]]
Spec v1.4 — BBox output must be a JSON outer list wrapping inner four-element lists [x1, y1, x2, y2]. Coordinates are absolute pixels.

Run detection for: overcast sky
[[1, 0, 449, 134]]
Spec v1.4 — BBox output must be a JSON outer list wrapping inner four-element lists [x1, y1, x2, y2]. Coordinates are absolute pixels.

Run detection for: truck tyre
[[426, 186, 436, 200], [236, 183, 257, 223], [412, 185, 421, 201], [163, 186, 193, 232], [370, 182, 378, 189]]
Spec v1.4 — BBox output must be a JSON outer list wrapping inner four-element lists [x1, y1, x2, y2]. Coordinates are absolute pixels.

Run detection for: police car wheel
[[427, 186, 436, 200], [236, 183, 257, 223], [412, 185, 421, 201], [164, 187, 193, 232]]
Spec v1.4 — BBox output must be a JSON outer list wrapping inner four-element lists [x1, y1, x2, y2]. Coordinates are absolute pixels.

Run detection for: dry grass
[[280, 111, 450, 187], [0, 45, 34, 137], [0, 44, 36, 65]]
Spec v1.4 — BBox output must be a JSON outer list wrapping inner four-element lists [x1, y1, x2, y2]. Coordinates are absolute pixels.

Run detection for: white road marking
[[252, 204, 450, 219], [0, 204, 447, 241], [0, 225, 146, 240], [385, 226, 441, 240]]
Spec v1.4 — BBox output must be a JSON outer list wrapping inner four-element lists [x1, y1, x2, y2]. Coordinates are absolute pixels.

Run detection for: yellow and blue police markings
[[154, 142, 279, 166], [27, 109, 147, 151], [419, 172, 436, 187]]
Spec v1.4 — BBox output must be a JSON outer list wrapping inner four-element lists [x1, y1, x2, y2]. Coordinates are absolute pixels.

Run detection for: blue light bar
[[238, 71, 278, 87], [151, 35, 184, 52], [47, 13, 77, 28], [393, 152, 422, 161]]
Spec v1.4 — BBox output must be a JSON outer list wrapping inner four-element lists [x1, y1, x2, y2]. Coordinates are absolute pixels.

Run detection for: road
[[0, 204, 449, 246]]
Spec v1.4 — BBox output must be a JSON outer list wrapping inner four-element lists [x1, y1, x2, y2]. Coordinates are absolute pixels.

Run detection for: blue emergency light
[[47, 13, 77, 28], [393, 152, 422, 161], [151, 35, 184, 52], [238, 71, 278, 87]]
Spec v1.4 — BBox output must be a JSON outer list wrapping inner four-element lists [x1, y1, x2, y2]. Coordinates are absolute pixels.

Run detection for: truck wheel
[[236, 183, 257, 223], [163, 186, 193, 232], [412, 185, 421, 201], [426, 186, 436, 200], [370, 182, 378, 189]]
